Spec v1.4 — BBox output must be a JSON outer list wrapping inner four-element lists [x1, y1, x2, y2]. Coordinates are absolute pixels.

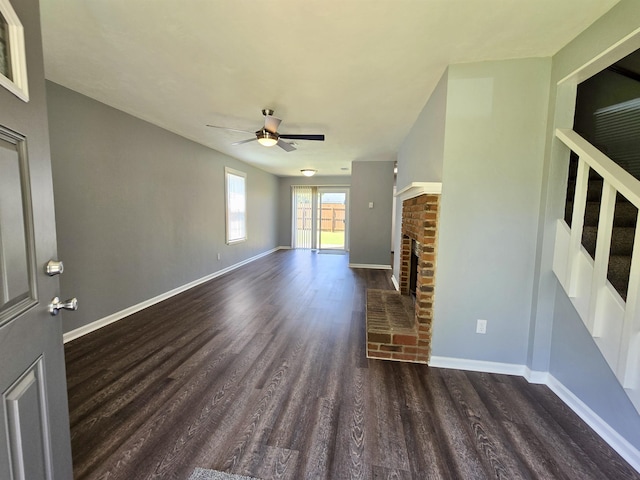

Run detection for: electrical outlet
[[476, 319, 487, 334], [217, 253, 221, 261]]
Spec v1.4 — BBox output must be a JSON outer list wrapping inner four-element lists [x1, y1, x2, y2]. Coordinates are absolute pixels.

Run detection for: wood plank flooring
[[64, 249, 640, 479]]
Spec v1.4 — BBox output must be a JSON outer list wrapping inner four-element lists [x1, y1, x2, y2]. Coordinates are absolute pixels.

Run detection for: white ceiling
[[40, 0, 620, 177]]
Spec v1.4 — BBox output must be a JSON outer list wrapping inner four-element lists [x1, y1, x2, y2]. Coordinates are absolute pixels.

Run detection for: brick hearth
[[366, 193, 440, 363]]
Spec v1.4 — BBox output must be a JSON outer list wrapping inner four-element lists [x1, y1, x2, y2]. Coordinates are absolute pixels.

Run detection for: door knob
[[48, 297, 78, 316], [45, 260, 64, 276]]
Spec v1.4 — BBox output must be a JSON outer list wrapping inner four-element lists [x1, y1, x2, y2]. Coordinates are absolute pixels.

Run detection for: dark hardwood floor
[[64, 249, 639, 479]]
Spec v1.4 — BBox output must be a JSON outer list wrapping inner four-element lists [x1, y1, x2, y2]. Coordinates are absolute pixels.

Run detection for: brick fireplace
[[366, 191, 440, 363]]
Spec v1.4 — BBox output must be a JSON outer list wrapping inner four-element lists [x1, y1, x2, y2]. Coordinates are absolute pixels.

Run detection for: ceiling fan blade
[[279, 134, 325, 141], [232, 137, 258, 146], [207, 125, 254, 134], [264, 115, 282, 134], [277, 139, 297, 152]]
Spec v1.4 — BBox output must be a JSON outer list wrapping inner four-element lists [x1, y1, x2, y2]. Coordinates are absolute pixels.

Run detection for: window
[[0, 0, 28, 101], [225, 167, 246, 244], [0, 13, 10, 79]]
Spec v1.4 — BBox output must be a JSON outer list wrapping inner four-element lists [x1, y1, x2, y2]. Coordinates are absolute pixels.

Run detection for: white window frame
[[0, 0, 29, 102], [224, 167, 247, 244]]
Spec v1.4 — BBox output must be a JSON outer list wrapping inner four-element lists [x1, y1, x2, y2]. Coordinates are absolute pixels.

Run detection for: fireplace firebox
[[409, 239, 420, 300]]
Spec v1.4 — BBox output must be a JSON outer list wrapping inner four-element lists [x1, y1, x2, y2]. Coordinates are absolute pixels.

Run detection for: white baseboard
[[547, 374, 640, 472], [430, 356, 640, 473], [391, 275, 399, 291], [430, 356, 527, 376], [63, 247, 282, 344], [349, 263, 392, 270], [524, 367, 549, 384]]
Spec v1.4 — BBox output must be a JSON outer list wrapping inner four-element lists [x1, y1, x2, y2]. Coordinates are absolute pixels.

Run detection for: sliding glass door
[[318, 188, 348, 250], [292, 186, 349, 251]]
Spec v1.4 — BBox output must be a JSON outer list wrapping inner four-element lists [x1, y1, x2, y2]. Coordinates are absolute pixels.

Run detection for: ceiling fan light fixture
[[209, 110, 324, 153], [257, 130, 278, 147], [301, 169, 317, 177]]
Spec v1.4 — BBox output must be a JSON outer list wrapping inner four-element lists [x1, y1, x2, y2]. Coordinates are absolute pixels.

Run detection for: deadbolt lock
[[45, 260, 64, 276]]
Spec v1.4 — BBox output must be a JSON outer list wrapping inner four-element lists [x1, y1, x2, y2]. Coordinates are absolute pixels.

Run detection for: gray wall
[[397, 68, 448, 188], [393, 69, 449, 281], [47, 82, 279, 334], [527, 25, 640, 376], [372, 4, 640, 454], [349, 161, 395, 266], [550, 289, 640, 447], [541, 0, 640, 449], [277, 175, 350, 247], [432, 58, 552, 365]]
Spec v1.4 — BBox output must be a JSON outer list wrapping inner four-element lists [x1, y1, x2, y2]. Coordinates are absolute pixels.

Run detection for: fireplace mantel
[[395, 182, 442, 201]]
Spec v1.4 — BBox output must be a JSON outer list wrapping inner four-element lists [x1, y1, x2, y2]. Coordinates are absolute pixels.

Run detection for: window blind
[[292, 186, 313, 249]]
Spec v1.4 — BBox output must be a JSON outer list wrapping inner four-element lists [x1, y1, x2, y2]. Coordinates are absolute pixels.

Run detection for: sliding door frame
[[317, 187, 349, 251], [291, 185, 350, 251]]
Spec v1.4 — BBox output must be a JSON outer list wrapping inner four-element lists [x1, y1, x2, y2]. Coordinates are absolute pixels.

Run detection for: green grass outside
[[295, 230, 345, 248], [320, 231, 345, 248]]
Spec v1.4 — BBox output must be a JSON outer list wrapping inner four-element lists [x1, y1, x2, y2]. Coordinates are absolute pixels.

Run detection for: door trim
[[317, 187, 349, 251]]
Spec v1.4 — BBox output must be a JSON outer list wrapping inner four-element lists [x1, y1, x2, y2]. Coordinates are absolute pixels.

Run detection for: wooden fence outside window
[[296, 203, 345, 232]]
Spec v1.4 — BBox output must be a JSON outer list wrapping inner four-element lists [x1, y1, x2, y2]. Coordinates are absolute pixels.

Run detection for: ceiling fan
[[207, 109, 325, 152]]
